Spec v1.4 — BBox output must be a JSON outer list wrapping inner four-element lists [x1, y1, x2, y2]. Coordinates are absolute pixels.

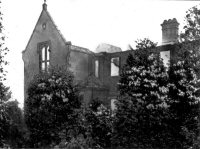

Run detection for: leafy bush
[[85, 99, 112, 148], [25, 66, 81, 148]]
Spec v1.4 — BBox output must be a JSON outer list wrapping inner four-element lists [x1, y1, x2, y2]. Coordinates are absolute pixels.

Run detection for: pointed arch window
[[38, 41, 51, 72]]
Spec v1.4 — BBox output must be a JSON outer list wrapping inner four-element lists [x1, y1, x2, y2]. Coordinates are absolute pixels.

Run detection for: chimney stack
[[161, 18, 179, 45]]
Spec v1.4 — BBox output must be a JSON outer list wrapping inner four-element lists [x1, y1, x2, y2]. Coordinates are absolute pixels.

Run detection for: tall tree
[[113, 39, 170, 148], [25, 67, 82, 148], [0, 0, 9, 147], [114, 38, 200, 148], [167, 42, 200, 148], [178, 4, 200, 147]]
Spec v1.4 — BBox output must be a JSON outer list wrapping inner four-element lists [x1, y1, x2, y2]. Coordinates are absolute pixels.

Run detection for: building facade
[[22, 2, 181, 108]]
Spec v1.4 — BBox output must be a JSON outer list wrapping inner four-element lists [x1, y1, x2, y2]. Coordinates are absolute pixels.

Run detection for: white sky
[[2, 0, 200, 108]]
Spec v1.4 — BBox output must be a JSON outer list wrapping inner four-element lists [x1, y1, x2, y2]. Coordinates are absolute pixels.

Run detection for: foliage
[[66, 137, 84, 149], [85, 99, 112, 148], [0, 1, 10, 147], [4, 100, 27, 148], [135, 38, 157, 50], [181, 4, 200, 41], [113, 38, 200, 148], [24, 67, 112, 148], [167, 42, 200, 148], [25, 66, 82, 148], [113, 39, 170, 148], [0, 83, 10, 147], [179, 5, 200, 147], [0, 3, 8, 82], [52, 98, 112, 149]]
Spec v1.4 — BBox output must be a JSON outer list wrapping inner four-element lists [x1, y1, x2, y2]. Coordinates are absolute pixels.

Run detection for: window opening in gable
[[42, 23, 46, 30], [39, 42, 50, 72]]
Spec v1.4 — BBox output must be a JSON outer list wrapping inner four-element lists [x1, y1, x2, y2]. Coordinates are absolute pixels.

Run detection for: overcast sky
[[2, 0, 200, 108]]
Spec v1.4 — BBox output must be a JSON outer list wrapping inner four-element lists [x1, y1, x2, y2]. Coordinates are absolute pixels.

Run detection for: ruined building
[[22, 2, 180, 109]]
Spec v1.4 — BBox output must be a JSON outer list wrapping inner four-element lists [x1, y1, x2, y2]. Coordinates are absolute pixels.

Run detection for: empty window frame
[[38, 42, 50, 72], [111, 99, 117, 111], [111, 57, 120, 76], [95, 60, 99, 77], [160, 51, 170, 68], [111, 98, 117, 116]]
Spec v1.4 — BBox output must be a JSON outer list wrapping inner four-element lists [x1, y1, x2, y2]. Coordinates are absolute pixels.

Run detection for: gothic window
[[111, 57, 120, 76], [95, 60, 99, 77], [38, 41, 50, 72]]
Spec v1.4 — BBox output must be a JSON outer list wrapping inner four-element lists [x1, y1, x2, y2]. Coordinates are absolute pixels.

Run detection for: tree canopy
[[25, 67, 82, 148], [113, 38, 200, 148], [114, 39, 170, 148], [181, 4, 200, 41], [167, 41, 200, 148]]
